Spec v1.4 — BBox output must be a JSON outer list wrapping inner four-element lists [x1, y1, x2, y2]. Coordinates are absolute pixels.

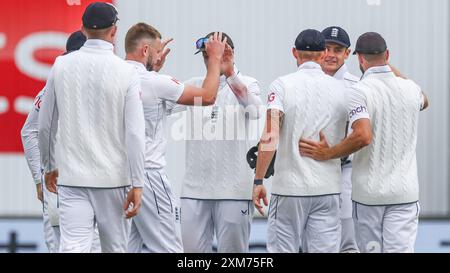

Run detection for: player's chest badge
[[211, 105, 220, 123]]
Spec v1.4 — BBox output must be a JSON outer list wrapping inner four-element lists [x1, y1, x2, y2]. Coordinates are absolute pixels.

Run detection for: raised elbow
[[202, 96, 217, 106]]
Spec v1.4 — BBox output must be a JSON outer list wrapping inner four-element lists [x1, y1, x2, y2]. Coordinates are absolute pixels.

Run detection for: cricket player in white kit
[[300, 32, 429, 253], [321, 26, 359, 253], [178, 32, 263, 253], [38, 3, 145, 253], [21, 31, 100, 253], [253, 29, 348, 253], [124, 24, 228, 253], [22, 87, 60, 253]]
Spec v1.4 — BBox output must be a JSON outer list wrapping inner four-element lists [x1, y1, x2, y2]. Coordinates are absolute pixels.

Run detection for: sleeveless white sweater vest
[[53, 46, 135, 188], [352, 73, 422, 205], [273, 69, 347, 196]]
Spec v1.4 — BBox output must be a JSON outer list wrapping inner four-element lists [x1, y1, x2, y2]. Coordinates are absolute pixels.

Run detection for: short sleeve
[[267, 78, 285, 113], [347, 86, 370, 126], [413, 82, 426, 111], [154, 74, 185, 103]]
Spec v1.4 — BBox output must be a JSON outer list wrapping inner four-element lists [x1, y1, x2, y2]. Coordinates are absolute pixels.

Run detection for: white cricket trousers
[[181, 199, 254, 253], [42, 182, 60, 253], [353, 201, 419, 253], [267, 194, 340, 253], [339, 165, 358, 252], [128, 170, 183, 253], [58, 186, 130, 253], [41, 177, 101, 253]]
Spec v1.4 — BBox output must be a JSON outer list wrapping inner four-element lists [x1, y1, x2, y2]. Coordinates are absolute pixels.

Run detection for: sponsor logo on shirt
[[268, 92, 275, 102], [349, 105, 367, 119], [211, 105, 219, 122]]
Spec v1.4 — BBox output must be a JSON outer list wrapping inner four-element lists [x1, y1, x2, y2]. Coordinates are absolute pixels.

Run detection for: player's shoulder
[[343, 71, 360, 84], [273, 71, 298, 86], [146, 73, 184, 93], [111, 53, 129, 64], [395, 76, 419, 88], [158, 73, 183, 85], [320, 72, 346, 88], [184, 76, 204, 87], [36, 89, 45, 98], [348, 80, 371, 98], [237, 73, 259, 85], [107, 55, 137, 74], [52, 53, 71, 68], [396, 78, 423, 98]]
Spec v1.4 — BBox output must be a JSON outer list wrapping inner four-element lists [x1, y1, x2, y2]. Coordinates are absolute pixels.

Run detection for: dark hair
[[361, 51, 387, 62], [205, 32, 234, 49]]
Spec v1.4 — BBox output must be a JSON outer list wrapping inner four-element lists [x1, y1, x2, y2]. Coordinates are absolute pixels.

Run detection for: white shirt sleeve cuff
[[349, 113, 370, 127]]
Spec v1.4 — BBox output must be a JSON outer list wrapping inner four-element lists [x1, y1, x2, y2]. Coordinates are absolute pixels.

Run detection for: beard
[[146, 55, 154, 71], [359, 64, 365, 74]]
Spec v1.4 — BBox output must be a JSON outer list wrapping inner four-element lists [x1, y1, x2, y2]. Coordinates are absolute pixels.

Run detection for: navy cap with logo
[[82, 2, 119, 30], [322, 26, 351, 48], [64, 31, 87, 55], [353, 32, 387, 55], [295, 29, 326, 51]]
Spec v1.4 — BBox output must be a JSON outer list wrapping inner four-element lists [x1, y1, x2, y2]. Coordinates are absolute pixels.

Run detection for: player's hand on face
[[124, 187, 143, 219], [221, 44, 235, 77], [45, 170, 58, 194], [299, 131, 331, 161], [253, 185, 268, 216], [153, 38, 173, 72], [205, 32, 227, 62], [36, 183, 43, 202]]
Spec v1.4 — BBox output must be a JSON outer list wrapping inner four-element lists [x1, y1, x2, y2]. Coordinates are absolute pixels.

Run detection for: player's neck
[[125, 55, 146, 67]]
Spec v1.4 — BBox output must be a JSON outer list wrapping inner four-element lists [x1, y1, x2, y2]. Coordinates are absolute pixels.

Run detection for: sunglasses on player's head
[[196, 37, 209, 50]]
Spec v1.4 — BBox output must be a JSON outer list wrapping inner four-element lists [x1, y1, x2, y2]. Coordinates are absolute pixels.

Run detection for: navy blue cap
[[65, 31, 86, 54], [82, 2, 119, 30], [353, 32, 387, 55], [295, 29, 326, 51], [322, 26, 351, 48]]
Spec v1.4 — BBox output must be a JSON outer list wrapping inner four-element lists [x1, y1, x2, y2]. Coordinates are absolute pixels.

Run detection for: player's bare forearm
[[201, 32, 226, 104], [255, 149, 276, 180], [201, 58, 221, 104], [327, 130, 371, 159], [255, 109, 282, 179], [227, 76, 263, 118], [300, 119, 371, 161], [227, 74, 248, 102]]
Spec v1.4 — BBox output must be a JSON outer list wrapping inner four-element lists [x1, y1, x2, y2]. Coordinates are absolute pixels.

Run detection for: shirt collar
[[83, 39, 114, 51], [333, 63, 349, 80], [362, 65, 393, 80], [126, 60, 147, 72], [298, 61, 322, 71]]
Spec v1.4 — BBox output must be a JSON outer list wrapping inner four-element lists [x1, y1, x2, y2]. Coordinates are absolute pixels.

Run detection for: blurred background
[[0, 0, 448, 252]]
